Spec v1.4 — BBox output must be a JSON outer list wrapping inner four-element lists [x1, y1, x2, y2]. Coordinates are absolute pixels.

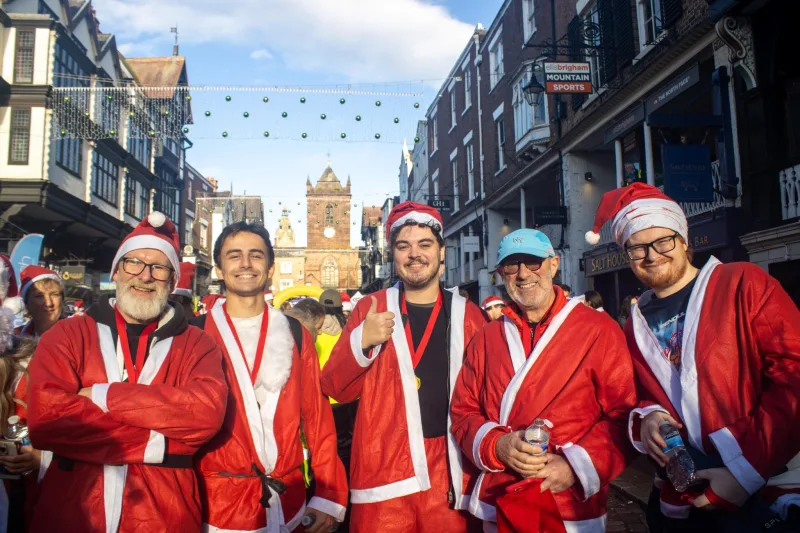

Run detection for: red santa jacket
[[320, 285, 486, 508], [626, 257, 800, 519], [26, 296, 228, 533], [450, 289, 637, 532], [194, 302, 348, 532]]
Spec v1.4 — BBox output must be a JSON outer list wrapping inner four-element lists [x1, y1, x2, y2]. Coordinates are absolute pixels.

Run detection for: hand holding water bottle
[[640, 410, 683, 467], [495, 430, 548, 478]]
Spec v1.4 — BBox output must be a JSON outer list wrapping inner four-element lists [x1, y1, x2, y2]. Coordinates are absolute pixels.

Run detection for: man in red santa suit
[[450, 228, 637, 533], [320, 202, 487, 533], [25, 212, 229, 533], [192, 221, 348, 533], [586, 183, 800, 530], [170, 261, 197, 318], [480, 296, 505, 321]]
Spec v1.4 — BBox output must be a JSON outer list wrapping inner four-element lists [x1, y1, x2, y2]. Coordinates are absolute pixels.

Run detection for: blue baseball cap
[[496, 229, 555, 267]]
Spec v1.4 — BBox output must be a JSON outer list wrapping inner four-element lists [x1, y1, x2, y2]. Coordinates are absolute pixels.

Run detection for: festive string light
[[225, 95, 232, 101]]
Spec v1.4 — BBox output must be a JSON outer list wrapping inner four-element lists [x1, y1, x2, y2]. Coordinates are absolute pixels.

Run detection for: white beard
[[115, 277, 169, 323]]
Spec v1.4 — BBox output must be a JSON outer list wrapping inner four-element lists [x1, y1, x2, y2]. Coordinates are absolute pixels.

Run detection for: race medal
[[415, 376, 421, 390]]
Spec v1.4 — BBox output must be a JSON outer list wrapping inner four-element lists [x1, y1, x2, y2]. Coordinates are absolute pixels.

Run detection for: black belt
[[56, 453, 193, 471]]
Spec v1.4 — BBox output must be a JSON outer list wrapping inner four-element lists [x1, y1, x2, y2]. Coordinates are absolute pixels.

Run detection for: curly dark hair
[[213, 222, 275, 267]]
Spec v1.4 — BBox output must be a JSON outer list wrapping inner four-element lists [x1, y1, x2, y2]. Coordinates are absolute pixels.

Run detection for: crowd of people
[[0, 182, 797, 533]]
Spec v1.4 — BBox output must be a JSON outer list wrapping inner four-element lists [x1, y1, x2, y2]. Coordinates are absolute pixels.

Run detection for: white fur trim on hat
[[390, 212, 441, 234], [148, 211, 166, 228], [342, 301, 353, 312], [111, 234, 181, 282], [611, 198, 688, 247], [21, 273, 63, 302]]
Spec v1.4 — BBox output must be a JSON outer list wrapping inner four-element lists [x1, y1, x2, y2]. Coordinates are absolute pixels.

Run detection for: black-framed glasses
[[499, 258, 546, 275], [625, 233, 680, 260], [121, 258, 174, 281]]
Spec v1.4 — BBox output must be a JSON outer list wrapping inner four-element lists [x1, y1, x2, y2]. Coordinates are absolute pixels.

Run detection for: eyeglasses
[[121, 258, 174, 281], [625, 233, 680, 260], [499, 258, 546, 275]]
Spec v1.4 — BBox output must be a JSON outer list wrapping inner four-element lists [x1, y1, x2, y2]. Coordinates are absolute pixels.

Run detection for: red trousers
[[350, 436, 481, 533]]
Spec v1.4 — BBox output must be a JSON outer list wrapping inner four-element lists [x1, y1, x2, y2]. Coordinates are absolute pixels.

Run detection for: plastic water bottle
[[4, 416, 31, 447], [524, 418, 550, 456], [659, 421, 695, 492]]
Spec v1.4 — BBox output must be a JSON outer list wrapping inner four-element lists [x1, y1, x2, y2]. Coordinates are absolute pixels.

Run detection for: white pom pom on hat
[[148, 211, 166, 228], [585, 231, 601, 246]]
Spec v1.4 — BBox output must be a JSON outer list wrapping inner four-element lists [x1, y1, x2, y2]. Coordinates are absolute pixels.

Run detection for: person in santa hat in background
[[170, 261, 197, 318], [16, 265, 65, 339], [321, 201, 487, 533], [450, 229, 637, 533], [340, 292, 353, 320], [480, 295, 506, 321], [586, 183, 800, 531], [25, 212, 228, 533], [199, 293, 225, 315]]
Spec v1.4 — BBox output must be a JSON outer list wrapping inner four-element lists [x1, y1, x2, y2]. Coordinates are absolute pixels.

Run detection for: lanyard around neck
[[401, 291, 443, 369], [223, 303, 269, 385], [114, 309, 158, 384]]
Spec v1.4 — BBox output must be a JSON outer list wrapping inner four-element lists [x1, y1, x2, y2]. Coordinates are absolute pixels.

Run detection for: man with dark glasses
[[450, 228, 636, 532], [587, 182, 800, 531]]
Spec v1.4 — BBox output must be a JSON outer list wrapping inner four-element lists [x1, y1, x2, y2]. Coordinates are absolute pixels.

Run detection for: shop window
[[622, 130, 645, 186], [9, 108, 31, 165]]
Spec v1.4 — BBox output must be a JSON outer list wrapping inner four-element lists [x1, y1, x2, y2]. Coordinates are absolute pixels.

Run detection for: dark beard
[[636, 257, 688, 291], [401, 262, 440, 290]]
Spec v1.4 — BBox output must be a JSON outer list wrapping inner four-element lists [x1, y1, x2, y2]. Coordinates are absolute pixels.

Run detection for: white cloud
[[250, 49, 273, 61], [92, 0, 475, 84]]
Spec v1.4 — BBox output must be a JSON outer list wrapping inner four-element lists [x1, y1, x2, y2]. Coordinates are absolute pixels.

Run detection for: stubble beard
[[634, 254, 688, 292], [400, 260, 440, 290], [507, 276, 553, 311], [116, 277, 170, 323]]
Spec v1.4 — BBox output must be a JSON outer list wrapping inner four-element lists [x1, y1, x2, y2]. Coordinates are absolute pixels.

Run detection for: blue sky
[[93, 0, 505, 245]]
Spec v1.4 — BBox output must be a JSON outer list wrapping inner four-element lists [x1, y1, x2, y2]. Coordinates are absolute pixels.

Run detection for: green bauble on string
[[109, 129, 116, 136], [264, 131, 270, 137], [355, 115, 361, 121], [339, 98, 346, 104], [375, 101, 381, 107], [205, 111, 211, 117], [414, 102, 420, 108], [107, 95, 113, 101], [225, 95, 232, 102], [341, 133, 347, 139], [243, 112, 249, 118], [415, 136, 420, 142], [282, 112, 288, 118], [302, 133, 308, 138], [186, 95, 192, 101], [375, 133, 381, 139], [184, 127, 190, 134], [263, 97, 269, 103], [300, 97, 306, 103], [320, 113, 327, 120], [222, 131, 228, 138], [393, 118, 399, 124]]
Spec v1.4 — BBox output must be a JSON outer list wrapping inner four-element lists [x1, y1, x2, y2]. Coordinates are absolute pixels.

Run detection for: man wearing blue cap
[[450, 228, 637, 532]]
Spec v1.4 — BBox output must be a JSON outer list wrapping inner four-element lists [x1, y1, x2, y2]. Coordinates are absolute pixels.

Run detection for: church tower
[[274, 208, 296, 248], [306, 162, 352, 250]]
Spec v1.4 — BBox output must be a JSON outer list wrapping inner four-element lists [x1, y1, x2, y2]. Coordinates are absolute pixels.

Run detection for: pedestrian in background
[[560, 284, 572, 298], [16, 266, 64, 339], [481, 295, 506, 320], [583, 290, 605, 312], [617, 295, 638, 329], [286, 298, 326, 340]]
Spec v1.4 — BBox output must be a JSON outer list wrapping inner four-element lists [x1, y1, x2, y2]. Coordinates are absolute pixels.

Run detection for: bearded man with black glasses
[[450, 228, 637, 533], [587, 183, 800, 532], [26, 212, 228, 533]]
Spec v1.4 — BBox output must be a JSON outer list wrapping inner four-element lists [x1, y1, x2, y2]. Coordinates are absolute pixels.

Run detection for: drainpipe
[[473, 27, 487, 268]]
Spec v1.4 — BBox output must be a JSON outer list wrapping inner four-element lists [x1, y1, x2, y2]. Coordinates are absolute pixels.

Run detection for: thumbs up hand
[[361, 297, 395, 350]]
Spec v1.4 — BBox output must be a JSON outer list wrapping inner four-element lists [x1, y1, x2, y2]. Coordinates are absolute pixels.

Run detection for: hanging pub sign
[[662, 144, 714, 203], [428, 198, 452, 212], [543, 62, 593, 94], [534, 206, 568, 226]]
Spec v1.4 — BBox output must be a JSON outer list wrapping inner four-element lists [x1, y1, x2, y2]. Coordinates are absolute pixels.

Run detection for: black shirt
[[405, 301, 449, 438], [125, 322, 150, 377], [638, 277, 698, 368]]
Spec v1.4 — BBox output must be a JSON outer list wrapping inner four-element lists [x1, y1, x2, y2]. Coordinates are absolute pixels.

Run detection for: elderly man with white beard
[[26, 212, 228, 533]]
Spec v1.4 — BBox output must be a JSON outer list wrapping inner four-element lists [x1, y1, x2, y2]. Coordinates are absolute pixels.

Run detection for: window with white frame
[[452, 159, 460, 211], [464, 66, 472, 110], [431, 115, 438, 152], [450, 90, 457, 128], [522, 0, 536, 42], [488, 32, 504, 90], [9, 108, 31, 165], [466, 144, 475, 201], [637, 0, 664, 50], [14, 30, 35, 84], [495, 117, 506, 171], [584, 3, 603, 92], [280, 261, 293, 274], [279, 279, 294, 290], [200, 221, 208, 249], [433, 175, 440, 199], [512, 69, 548, 143], [185, 215, 193, 245]]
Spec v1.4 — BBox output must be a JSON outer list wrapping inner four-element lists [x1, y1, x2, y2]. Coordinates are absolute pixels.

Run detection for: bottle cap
[[7, 415, 20, 425]]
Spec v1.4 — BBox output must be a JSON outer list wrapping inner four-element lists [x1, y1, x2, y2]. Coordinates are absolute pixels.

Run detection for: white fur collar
[[260, 305, 294, 392]]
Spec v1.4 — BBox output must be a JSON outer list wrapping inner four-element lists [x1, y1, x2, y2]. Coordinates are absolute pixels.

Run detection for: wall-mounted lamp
[[584, 172, 594, 182], [522, 65, 546, 107], [503, 218, 510, 226]]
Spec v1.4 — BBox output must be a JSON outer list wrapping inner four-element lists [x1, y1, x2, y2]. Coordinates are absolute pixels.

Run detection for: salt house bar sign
[[543, 62, 593, 94]]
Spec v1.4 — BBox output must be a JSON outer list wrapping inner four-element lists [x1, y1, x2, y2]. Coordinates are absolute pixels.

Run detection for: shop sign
[[534, 206, 568, 226], [429, 199, 452, 212], [543, 62, 593, 94], [463, 236, 480, 253], [587, 250, 631, 275], [662, 144, 714, 203], [645, 63, 700, 115], [61, 265, 86, 286], [604, 104, 645, 144]]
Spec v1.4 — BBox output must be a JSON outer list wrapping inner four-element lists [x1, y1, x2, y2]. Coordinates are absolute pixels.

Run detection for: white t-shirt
[[231, 313, 266, 393]]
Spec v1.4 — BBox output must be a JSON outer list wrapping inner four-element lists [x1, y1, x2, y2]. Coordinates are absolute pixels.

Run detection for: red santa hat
[[0, 255, 23, 315], [172, 262, 196, 298], [386, 201, 443, 238], [111, 212, 181, 282], [20, 265, 63, 302], [481, 295, 505, 310], [585, 183, 688, 247]]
